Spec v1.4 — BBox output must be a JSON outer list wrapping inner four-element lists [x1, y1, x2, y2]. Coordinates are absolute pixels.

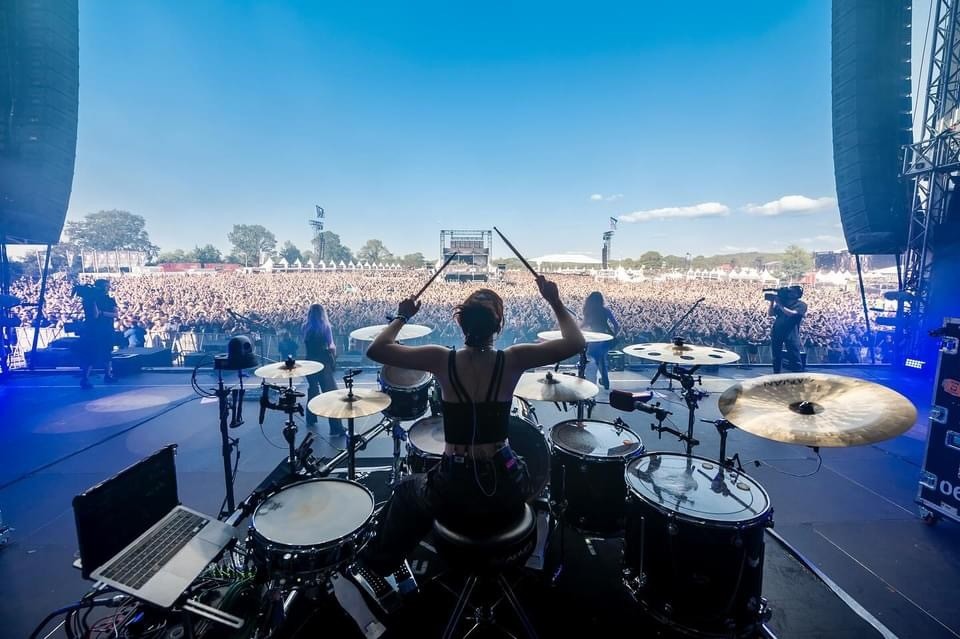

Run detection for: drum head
[[253, 479, 374, 546], [408, 416, 445, 456], [625, 453, 771, 524], [551, 420, 643, 459], [381, 366, 432, 389]]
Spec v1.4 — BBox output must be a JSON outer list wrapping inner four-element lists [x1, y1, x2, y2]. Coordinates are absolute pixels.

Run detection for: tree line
[[14, 209, 815, 279]]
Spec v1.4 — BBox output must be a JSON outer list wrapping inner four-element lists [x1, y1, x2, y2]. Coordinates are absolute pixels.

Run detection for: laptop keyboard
[[100, 509, 207, 590]]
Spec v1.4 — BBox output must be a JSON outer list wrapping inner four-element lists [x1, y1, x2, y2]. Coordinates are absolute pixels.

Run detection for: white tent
[[532, 254, 601, 265]]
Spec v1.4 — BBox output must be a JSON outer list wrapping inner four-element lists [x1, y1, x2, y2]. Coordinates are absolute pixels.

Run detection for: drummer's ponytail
[[455, 289, 504, 348]]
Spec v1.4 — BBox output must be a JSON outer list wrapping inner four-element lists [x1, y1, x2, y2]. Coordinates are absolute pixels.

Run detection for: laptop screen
[[73, 445, 179, 579]]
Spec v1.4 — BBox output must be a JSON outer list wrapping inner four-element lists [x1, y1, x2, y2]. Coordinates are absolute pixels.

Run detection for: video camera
[[763, 285, 803, 303]]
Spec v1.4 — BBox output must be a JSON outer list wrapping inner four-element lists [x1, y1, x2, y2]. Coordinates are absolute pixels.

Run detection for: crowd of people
[[8, 269, 889, 363]]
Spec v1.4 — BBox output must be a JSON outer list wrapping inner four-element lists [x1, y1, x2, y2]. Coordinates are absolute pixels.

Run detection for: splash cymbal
[[514, 371, 599, 403], [255, 360, 324, 379], [623, 342, 741, 365], [718, 373, 917, 447], [350, 324, 433, 341], [538, 330, 613, 343], [307, 388, 392, 419]]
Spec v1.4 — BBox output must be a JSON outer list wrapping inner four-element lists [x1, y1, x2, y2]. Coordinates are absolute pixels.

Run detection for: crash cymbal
[[623, 342, 741, 365], [718, 373, 917, 447], [307, 388, 392, 419], [350, 324, 433, 342], [255, 360, 324, 379], [514, 371, 599, 403], [538, 330, 613, 343]]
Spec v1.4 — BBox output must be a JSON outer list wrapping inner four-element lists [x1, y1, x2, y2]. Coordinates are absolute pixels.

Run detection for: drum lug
[[666, 514, 678, 536]]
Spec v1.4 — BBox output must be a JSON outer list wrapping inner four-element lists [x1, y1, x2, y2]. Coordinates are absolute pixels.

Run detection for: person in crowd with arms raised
[[354, 276, 584, 606], [582, 290, 620, 389], [302, 303, 345, 436]]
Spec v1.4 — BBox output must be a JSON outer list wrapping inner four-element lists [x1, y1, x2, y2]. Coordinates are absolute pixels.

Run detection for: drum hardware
[[317, 416, 394, 480], [379, 365, 434, 421], [701, 418, 746, 472], [255, 358, 325, 380], [350, 323, 434, 342], [514, 371, 599, 403], [259, 381, 307, 469]]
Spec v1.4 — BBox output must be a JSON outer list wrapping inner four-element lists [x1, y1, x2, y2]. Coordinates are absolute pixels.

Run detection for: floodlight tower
[[310, 205, 325, 262]]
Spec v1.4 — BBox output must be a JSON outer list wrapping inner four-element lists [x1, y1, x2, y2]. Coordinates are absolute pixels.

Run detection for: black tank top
[[442, 349, 511, 445]]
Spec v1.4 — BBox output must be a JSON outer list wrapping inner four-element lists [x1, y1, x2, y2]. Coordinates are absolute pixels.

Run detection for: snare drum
[[379, 365, 433, 421], [249, 478, 374, 583], [405, 409, 551, 500], [549, 419, 644, 535], [623, 453, 773, 637]]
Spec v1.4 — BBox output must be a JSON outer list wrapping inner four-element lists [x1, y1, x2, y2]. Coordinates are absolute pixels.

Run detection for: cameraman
[[768, 285, 807, 374], [77, 279, 118, 388]]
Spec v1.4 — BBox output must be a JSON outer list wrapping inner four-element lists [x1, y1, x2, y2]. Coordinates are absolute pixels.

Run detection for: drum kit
[[232, 312, 918, 637]]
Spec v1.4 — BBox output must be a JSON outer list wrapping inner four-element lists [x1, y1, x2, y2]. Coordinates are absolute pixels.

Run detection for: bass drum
[[405, 406, 550, 500], [249, 478, 374, 584], [549, 419, 644, 535], [623, 453, 773, 638]]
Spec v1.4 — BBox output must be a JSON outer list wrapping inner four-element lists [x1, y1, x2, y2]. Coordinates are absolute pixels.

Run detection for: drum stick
[[413, 251, 458, 300], [493, 227, 539, 278]]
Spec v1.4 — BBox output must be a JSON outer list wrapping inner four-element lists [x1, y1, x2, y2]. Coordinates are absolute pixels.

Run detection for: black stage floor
[[1, 365, 958, 638]]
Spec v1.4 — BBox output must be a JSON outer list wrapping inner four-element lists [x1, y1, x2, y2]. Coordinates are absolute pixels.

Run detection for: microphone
[[696, 297, 706, 303], [346, 368, 363, 376], [230, 388, 245, 428], [259, 389, 269, 425], [609, 390, 671, 420]]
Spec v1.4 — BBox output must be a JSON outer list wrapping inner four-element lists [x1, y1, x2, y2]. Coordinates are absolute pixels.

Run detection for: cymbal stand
[[701, 418, 744, 472], [389, 418, 406, 485], [659, 363, 707, 456], [259, 381, 305, 470], [343, 371, 359, 480]]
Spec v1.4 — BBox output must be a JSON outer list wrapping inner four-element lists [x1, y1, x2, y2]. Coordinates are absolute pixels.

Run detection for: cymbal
[[307, 388, 392, 419], [623, 342, 740, 365], [718, 373, 917, 447], [514, 372, 599, 403], [350, 324, 433, 342], [255, 360, 324, 379], [538, 330, 613, 343]]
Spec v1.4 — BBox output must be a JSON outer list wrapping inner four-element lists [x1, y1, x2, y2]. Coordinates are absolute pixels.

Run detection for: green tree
[[65, 210, 159, 258], [399, 252, 426, 268], [188, 244, 222, 265], [228, 224, 276, 266], [155, 249, 188, 263], [301, 249, 315, 264], [778, 245, 814, 280], [280, 240, 302, 264], [639, 250, 663, 269], [312, 231, 353, 263], [357, 239, 393, 263]]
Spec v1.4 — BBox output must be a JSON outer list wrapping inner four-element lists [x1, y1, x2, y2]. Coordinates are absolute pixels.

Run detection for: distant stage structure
[[440, 229, 492, 282]]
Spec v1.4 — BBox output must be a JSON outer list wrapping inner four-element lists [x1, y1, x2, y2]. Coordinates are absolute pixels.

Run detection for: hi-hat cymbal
[[350, 324, 433, 342], [255, 360, 324, 379], [718, 373, 917, 447], [538, 330, 613, 343], [307, 388, 392, 419], [623, 342, 740, 365], [514, 372, 599, 403]]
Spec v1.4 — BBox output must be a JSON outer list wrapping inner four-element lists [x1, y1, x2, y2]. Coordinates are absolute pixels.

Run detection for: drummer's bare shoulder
[[366, 341, 449, 375], [506, 339, 581, 371]]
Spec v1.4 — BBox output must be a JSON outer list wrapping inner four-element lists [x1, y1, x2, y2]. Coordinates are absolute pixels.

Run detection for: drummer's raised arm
[[367, 297, 448, 374], [507, 276, 585, 371]]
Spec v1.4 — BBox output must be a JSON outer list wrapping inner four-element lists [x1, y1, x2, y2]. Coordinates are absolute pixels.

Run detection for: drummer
[[354, 276, 584, 602]]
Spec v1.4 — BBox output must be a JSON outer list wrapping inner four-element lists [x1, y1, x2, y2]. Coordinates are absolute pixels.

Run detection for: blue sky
[[55, 1, 904, 260]]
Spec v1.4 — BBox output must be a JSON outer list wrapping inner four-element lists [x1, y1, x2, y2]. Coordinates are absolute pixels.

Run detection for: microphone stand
[[665, 297, 705, 339], [214, 367, 243, 517]]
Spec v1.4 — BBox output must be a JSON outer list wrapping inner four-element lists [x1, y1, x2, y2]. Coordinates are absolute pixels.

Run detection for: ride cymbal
[[350, 324, 433, 341], [718, 373, 917, 447], [514, 372, 599, 403], [307, 388, 392, 419], [623, 342, 741, 365], [255, 360, 324, 379], [538, 330, 613, 343]]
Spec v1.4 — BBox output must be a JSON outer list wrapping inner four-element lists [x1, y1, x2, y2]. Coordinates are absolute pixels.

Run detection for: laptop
[[73, 444, 239, 608]]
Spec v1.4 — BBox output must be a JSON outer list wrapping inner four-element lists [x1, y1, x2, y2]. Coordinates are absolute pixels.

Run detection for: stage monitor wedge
[[831, 0, 912, 255], [0, 0, 79, 245]]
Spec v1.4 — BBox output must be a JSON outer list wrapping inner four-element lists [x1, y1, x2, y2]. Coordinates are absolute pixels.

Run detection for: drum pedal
[[391, 560, 419, 596], [348, 562, 402, 615]]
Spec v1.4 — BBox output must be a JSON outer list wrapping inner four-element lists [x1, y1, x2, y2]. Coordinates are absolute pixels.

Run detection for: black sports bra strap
[[448, 350, 469, 402], [486, 351, 505, 402]]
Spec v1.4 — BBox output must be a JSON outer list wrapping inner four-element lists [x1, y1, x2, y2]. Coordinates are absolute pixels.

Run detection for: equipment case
[[917, 317, 960, 524]]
